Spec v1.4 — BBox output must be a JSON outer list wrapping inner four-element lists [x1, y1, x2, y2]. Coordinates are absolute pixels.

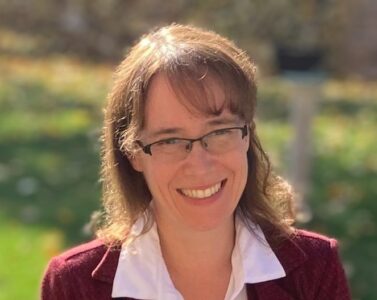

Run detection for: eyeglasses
[[136, 125, 248, 162]]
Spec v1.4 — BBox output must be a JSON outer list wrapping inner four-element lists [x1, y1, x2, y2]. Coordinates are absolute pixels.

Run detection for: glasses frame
[[136, 124, 248, 156]]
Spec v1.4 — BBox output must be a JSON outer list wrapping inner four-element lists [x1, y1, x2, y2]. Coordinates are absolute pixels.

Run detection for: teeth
[[180, 182, 222, 199]]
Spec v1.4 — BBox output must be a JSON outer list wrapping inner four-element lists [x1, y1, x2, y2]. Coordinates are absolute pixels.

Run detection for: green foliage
[[0, 52, 108, 299], [310, 111, 377, 299]]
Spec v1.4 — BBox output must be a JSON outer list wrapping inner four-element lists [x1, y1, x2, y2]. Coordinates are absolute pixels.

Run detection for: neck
[[155, 214, 236, 273]]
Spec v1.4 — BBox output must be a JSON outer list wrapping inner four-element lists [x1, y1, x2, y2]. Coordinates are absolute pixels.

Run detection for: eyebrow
[[206, 116, 240, 126], [146, 116, 241, 140]]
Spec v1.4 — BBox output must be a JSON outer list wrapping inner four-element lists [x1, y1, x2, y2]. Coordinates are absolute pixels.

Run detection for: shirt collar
[[234, 217, 286, 283], [111, 218, 179, 299], [111, 216, 286, 299]]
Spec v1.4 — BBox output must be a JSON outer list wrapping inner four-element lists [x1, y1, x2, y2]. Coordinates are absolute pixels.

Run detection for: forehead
[[143, 74, 236, 130]]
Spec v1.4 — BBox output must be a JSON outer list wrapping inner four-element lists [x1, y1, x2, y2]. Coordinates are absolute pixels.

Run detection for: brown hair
[[97, 24, 295, 246]]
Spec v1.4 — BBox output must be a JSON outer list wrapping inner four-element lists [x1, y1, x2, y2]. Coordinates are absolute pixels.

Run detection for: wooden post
[[285, 71, 325, 223]]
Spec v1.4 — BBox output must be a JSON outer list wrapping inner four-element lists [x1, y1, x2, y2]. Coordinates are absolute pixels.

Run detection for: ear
[[242, 129, 251, 153], [128, 153, 144, 173]]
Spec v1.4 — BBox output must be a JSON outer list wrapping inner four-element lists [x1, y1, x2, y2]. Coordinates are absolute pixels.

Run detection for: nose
[[181, 140, 215, 175], [185, 138, 208, 153]]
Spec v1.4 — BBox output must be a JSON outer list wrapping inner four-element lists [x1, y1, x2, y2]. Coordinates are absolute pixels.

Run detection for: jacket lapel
[[270, 230, 308, 274], [248, 230, 309, 300], [91, 244, 137, 299], [248, 281, 295, 300], [91, 245, 121, 284]]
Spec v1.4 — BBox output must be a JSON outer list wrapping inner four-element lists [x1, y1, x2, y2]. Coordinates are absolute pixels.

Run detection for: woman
[[42, 24, 350, 300]]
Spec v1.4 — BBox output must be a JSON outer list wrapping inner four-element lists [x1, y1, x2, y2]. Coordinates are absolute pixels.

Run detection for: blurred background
[[0, 0, 376, 299]]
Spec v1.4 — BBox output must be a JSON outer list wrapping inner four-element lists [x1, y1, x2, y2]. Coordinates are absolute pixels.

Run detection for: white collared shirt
[[112, 216, 286, 300]]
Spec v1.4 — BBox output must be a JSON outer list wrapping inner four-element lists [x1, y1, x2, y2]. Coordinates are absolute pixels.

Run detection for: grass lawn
[[0, 214, 64, 300]]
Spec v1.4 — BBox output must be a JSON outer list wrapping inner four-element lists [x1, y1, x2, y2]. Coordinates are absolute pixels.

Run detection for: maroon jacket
[[41, 229, 351, 300]]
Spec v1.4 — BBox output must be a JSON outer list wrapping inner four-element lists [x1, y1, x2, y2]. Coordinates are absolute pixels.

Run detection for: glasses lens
[[150, 139, 189, 162], [204, 128, 243, 154], [148, 127, 246, 163]]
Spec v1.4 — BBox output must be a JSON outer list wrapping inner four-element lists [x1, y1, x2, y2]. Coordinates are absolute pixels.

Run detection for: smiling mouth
[[178, 179, 226, 199]]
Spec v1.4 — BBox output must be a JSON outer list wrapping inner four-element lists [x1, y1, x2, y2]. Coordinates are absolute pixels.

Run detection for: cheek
[[239, 156, 249, 182], [232, 150, 249, 191], [141, 162, 177, 195]]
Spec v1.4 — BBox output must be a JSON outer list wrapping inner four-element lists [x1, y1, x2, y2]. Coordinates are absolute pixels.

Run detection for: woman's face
[[131, 74, 249, 232]]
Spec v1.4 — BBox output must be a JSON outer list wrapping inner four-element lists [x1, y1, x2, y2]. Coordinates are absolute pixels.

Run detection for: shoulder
[[270, 229, 351, 299], [41, 239, 118, 300], [274, 228, 341, 272], [45, 239, 108, 275], [291, 228, 338, 258]]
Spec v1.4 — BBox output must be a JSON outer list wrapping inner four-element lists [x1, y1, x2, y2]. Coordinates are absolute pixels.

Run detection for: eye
[[156, 138, 180, 145], [213, 128, 232, 136]]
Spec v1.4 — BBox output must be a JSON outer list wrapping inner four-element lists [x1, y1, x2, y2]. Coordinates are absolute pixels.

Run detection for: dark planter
[[275, 46, 323, 72]]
